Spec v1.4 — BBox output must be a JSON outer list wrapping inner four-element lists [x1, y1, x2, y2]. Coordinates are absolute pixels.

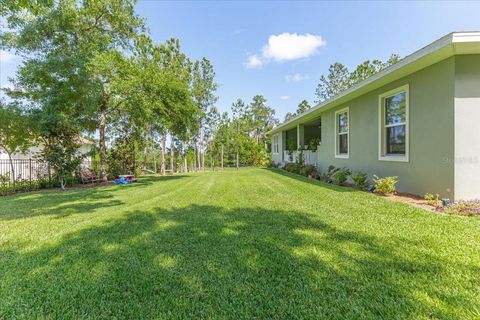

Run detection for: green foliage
[[424, 193, 441, 207], [226, 96, 278, 167], [43, 139, 84, 190], [284, 112, 295, 122], [284, 162, 302, 174], [351, 171, 369, 190], [296, 100, 311, 114], [307, 137, 321, 151], [303, 165, 318, 178], [0, 102, 33, 158], [315, 54, 401, 103], [373, 175, 398, 195], [333, 167, 351, 186], [320, 165, 339, 182]]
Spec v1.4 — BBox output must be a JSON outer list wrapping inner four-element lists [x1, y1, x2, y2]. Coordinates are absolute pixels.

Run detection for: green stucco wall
[[315, 57, 456, 198], [454, 55, 480, 199]]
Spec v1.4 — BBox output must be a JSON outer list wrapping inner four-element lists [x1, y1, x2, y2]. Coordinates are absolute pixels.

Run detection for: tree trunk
[[210, 152, 214, 172], [5, 149, 15, 185], [170, 135, 174, 175], [221, 144, 224, 170], [142, 130, 148, 170], [161, 130, 166, 176], [236, 150, 239, 170], [184, 152, 188, 173], [152, 147, 157, 174], [99, 99, 108, 182], [193, 148, 196, 172], [197, 144, 201, 171], [199, 127, 204, 171]]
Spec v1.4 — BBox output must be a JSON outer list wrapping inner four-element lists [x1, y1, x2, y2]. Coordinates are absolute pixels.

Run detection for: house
[[0, 137, 94, 160], [269, 32, 480, 200], [0, 137, 94, 181]]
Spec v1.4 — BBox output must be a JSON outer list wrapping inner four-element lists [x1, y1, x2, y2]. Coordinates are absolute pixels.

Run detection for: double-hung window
[[273, 135, 279, 154], [379, 85, 409, 161], [335, 107, 349, 158]]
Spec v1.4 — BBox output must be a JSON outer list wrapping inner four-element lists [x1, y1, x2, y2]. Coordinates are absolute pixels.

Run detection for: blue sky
[[1, 1, 480, 121]]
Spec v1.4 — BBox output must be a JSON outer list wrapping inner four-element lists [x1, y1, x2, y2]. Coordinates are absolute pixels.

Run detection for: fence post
[[29, 158, 32, 189]]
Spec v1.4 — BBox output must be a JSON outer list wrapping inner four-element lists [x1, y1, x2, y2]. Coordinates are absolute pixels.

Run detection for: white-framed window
[[335, 107, 349, 158], [378, 84, 409, 162], [272, 134, 279, 154]]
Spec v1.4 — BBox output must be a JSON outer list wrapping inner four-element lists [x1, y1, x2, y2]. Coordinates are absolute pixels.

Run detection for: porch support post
[[297, 124, 304, 150], [281, 130, 287, 162]]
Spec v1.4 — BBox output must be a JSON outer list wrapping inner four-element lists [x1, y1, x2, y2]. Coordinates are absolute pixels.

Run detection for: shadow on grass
[[0, 175, 192, 221], [0, 188, 124, 221], [265, 168, 356, 193], [1, 204, 476, 319]]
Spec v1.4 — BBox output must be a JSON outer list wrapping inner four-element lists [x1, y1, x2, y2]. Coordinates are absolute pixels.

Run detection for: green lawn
[[1, 168, 479, 319]]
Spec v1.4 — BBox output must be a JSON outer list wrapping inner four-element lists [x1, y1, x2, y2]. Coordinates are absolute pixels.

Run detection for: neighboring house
[[0, 137, 94, 160], [269, 32, 480, 200], [0, 137, 94, 181]]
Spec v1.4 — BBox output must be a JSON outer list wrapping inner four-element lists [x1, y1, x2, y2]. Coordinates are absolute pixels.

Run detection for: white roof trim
[[269, 31, 480, 135]]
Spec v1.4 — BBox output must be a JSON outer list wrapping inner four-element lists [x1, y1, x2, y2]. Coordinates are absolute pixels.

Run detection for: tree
[[205, 106, 220, 171], [192, 58, 218, 170], [1, 0, 144, 182], [284, 112, 295, 122], [32, 104, 87, 189], [231, 99, 247, 169], [296, 100, 311, 115], [214, 112, 230, 170], [0, 102, 33, 183], [315, 54, 401, 103], [314, 63, 351, 103]]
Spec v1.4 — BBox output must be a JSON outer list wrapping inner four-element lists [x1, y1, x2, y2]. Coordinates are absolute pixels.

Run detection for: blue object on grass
[[114, 177, 130, 185]]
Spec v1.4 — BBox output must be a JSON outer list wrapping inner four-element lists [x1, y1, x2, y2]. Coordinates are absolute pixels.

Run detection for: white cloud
[[244, 32, 326, 68], [280, 96, 290, 100], [0, 50, 15, 63], [262, 33, 326, 62], [244, 54, 263, 69], [285, 73, 310, 82]]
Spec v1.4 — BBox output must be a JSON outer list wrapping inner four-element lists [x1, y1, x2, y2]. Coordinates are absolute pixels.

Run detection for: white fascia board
[[268, 31, 480, 135]]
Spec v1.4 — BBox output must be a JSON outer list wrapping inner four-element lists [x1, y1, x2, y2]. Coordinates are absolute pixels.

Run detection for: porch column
[[297, 124, 304, 150]]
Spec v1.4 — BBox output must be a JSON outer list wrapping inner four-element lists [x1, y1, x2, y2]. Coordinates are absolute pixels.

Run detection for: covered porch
[[281, 117, 322, 166]]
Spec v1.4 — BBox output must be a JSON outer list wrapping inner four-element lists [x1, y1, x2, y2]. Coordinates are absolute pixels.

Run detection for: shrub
[[304, 165, 318, 178], [373, 175, 398, 195], [424, 193, 441, 207], [285, 162, 301, 174], [333, 167, 351, 185], [351, 171, 369, 190], [320, 165, 339, 182]]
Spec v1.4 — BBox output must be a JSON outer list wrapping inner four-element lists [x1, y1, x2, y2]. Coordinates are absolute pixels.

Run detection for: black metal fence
[[0, 159, 100, 195]]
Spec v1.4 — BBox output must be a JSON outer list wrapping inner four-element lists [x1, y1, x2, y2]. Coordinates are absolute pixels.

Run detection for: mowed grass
[[0, 168, 479, 319]]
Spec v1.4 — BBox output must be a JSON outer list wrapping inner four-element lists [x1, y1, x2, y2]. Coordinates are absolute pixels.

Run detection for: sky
[[1, 1, 480, 121]]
